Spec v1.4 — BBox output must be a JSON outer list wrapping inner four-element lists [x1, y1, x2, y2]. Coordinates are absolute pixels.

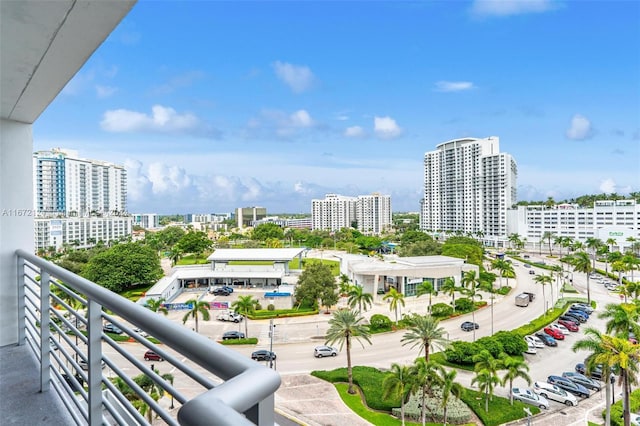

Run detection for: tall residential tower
[[312, 193, 392, 235], [420, 136, 517, 246]]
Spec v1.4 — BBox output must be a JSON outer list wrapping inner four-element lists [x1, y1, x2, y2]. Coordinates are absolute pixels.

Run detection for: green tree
[[232, 295, 259, 338], [416, 280, 438, 314], [585, 237, 603, 270], [252, 223, 285, 241], [499, 355, 532, 405], [175, 230, 212, 262], [471, 369, 500, 413], [294, 262, 337, 310], [410, 358, 442, 426], [82, 242, 163, 293], [181, 299, 210, 333], [144, 298, 168, 316], [440, 276, 458, 306], [383, 287, 405, 325], [541, 231, 555, 256], [533, 274, 553, 317], [461, 270, 482, 341], [401, 314, 449, 362], [382, 363, 413, 426], [571, 251, 593, 304], [490, 259, 513, 288], [599, 302, 640, 340], [325, 309, 372, 394], [439, 368, 463, 426], [347, 285, 373, 314]]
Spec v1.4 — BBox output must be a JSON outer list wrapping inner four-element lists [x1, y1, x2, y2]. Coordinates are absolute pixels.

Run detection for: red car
[[558, 319, 579, 332], [143, 350, 164, 361], [544, 327, 565, 340]]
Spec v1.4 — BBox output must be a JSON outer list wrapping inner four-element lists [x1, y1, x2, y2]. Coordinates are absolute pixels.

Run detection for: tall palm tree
[[325, 309, 372, 394], [416, 280, 437, 314], [181, 299, 210, 333], [622, 254, 639, 283], [440, 276, 458, 306], [533, 274, 553, 316], [144, 298, 168, 316], [401, 314, 449, 362], [338, 273, 351, 296], [479, 277, 498, 335], [346, 285, 373, 314], [439, 368, 463, 426], [383, 287, 405, 325], [232, 295, 259, 338], [541, 231, 555, 256], [571, 251, 593, 304], [499, 355, 532, 405], [461, 270, 482, 341], [410, 358, 443, 426], [490, 259, 512, 288], [471, 369, 500, 413], [585, 237, 603, 270], [382, 363, 413, 426]]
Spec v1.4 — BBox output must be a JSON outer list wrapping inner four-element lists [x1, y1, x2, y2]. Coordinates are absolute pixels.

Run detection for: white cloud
[[374, 116, 403, 139], [344, 126, 365, 138], [244, 109, 317, 140], [599, 178, 617, 194], [96, 85, 118, 99], [101, 105, 219, 138], [272, 61, 315, 93], [434, 81, 475, 92], [290, 110, 314, 127], [471, 0, 557, 17], [565, 114, 594, 140]]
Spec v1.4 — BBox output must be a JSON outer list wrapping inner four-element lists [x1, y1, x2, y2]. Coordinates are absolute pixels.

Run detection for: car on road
[[533, 381, 578, 406], [511, 387, 549, 409], [575, 363, 614, 383], [525, 335, 545, 348], [314, 345, 338, 358], [461, 321, 479, 332], [562, 371, 602, 391], [222, 331, 245, 340], [251, 350, 276, 361], [549, 323, 570, 335], [103, 323, 123, 334], [524, 263, 531, 268], [217, 311, 243, 323], [544, 327, 565, 340], [547, 375, 590, 398], [535, 332, 557, 347], [558, 319, 580, 332], [144, 350, 163, 361]]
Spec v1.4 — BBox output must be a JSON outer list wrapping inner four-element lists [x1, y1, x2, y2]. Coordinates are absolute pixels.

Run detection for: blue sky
[[34, 0, 640, 214]]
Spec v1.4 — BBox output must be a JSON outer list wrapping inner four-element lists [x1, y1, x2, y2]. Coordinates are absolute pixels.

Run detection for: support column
[[0, 119, 34, 346]]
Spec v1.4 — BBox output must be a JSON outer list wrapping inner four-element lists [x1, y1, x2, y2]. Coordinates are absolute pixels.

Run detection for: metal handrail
[[16, 249, 281, 425]]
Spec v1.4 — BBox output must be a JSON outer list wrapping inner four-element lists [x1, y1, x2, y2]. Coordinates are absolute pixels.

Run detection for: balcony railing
[[16, 249, 281, 425]]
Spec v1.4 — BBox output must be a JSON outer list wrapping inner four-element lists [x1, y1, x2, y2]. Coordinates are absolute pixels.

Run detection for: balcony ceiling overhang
[[1, 0, 136, 124]]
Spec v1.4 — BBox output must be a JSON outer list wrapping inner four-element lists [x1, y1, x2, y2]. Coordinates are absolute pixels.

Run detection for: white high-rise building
[[420, 137, 517, 246], [312, 193, 392, 235], [33, 148, 127, 217]]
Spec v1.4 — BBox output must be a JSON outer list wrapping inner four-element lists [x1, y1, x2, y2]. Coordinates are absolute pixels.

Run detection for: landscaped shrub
[[454, 297, 474, 313], [476, 336, 504, 358], [606, 388, 640, 426], [492, 330, 528, 355], [267, 304, 275, 311], [369, 314, 392, 332], [496, 286, 512, 295], [444, 341, 481, 365], [255, 303, 263, 310], [431, 302, 454, 318], [397, 388, 472, 424]]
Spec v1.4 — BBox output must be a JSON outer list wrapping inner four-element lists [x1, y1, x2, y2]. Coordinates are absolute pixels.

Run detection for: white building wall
[[34, 216, 133, 252]]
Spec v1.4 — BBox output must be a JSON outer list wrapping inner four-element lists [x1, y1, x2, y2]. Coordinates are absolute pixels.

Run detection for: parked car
[[144, 350, 163, 361], [558, 319, 580, 332], [314, 345, 338, 358], [575, 363, 614, 382], [210, 285, 234, 294], [103, 323, 123, 334], [217, 311, 243, 323], [571, 303, 594, 314], [562, 372, 602, 391], [524, 343, 537, 355], [222, 331, 245, 340], [461, 321, 479, 332], [511, 387, 549, 409], [567, 310, 589, 321], [535, 332, 557, 347], [549, 323, 570, 335], [525, 335, 545, 348], [251, 350, 276, 361], [211, 287, 231, 296], [559, 314, 584, 325], [547, 375, 590, 398], [133, 327, 149, 338], [544, 326, 565, 340], [568, 307, 590, 318], [533, 381, 578, 406], [78, 359, 106, 370]]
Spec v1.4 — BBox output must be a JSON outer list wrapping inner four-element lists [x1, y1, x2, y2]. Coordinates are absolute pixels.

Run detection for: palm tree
[[533, 274, 553, 316], [181, 299, 210, 333], [338, 273, 351, 296], [410, 358, 443, 426], [382, 363, 413, 426], [232, 295, 259, 338], [440, 276, 458, 306], [383, 287, 405, 325], [499, 355, 531, 405], [471, 369, 500, 413], [347, 285, 373, 314], [439, 368, 463, 426], [571, 251, 593, 303], [599, 302, 640, 339], [490, 259, 512, 288], [585, 237, 603, 270], [144, 298, 168, 316], [325, 309, 372, 394], [416, 280, 437, 314], [479, 277, 498, 335], [401, 314, 449, 362], [622, 254, 639, 283], [461, 270, 482, 341], [541, 231, 555, 256]]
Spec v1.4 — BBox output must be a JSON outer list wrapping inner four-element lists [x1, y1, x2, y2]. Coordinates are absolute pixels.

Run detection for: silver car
[[314, 345, 338, 358], [511, 387, 549, 409]]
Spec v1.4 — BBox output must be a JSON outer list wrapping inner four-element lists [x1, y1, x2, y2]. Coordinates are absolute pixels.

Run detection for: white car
[[133, 327, 149, 338], [524, 343, 537, 354], [511, 387, 549, 409], [525, 335, 545, 348], [549, 323, 570, 335], [533, 381, 578, 406]]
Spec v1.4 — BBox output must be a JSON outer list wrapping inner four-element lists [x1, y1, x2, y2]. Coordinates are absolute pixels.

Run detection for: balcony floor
[[0, 343, 75, 425]]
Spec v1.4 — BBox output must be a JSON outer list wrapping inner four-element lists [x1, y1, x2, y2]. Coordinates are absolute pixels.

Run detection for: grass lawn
[[460, 388, 540, 426]]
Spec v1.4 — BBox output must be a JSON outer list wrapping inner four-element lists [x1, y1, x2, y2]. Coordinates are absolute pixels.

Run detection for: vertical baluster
[[87, 299, 103, 426], [40, 270, 51, 392]]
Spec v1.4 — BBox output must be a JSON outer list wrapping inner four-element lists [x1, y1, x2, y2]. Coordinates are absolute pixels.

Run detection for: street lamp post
[[269, 319, 276, 369]]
